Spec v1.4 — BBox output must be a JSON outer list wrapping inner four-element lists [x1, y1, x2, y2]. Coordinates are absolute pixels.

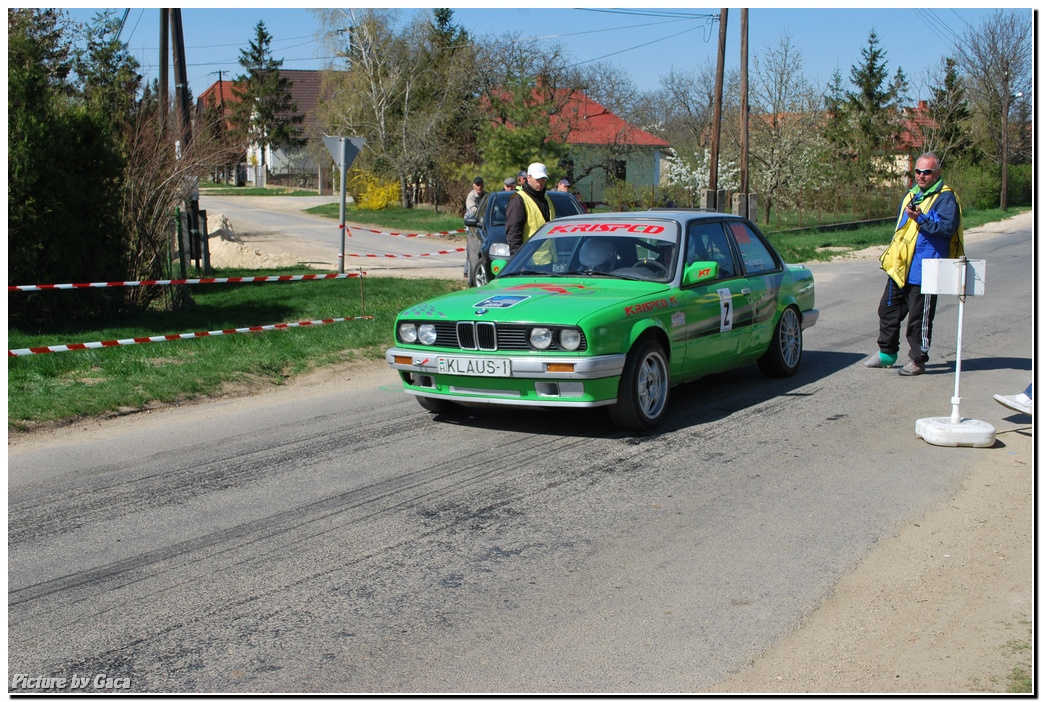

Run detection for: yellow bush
[[347, 170, 401, 210]]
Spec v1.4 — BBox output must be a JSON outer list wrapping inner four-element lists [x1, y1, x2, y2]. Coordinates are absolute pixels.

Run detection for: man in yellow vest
[[506, 162, 556, 255], [865, 152, 964, 376]]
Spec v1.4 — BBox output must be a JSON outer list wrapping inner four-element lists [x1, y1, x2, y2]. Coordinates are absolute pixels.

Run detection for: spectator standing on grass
[[465, 177, 486, 218], [864, 152, 964, 376], [555, 178, 571, 192], [503, 176, 516, 192], [506, 162, 555, 255]]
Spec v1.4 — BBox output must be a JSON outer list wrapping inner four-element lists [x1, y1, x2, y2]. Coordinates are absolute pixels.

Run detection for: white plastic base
[[915, 416, 996, 447]]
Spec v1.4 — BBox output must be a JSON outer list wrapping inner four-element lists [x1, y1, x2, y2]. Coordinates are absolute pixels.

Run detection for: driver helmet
[[578, 238, 616, 270]]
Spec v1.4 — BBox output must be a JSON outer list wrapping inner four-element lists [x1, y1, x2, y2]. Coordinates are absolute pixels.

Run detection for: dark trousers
[[877, 278, 937, 363]]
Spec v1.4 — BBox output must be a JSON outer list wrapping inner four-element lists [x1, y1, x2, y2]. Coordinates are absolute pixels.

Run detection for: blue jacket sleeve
[[916, 191, 959, 241]]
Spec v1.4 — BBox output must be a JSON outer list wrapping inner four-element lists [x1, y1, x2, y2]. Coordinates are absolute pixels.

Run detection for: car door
[[675, 220, 752, 375], [725, 219, 784, 355]]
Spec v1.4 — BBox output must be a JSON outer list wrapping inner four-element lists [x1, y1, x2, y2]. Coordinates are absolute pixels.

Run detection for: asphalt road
[[7, 216, 1033, 693]]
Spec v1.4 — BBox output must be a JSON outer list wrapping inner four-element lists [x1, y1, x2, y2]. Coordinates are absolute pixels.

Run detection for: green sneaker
[[864, 351, 896, 368]]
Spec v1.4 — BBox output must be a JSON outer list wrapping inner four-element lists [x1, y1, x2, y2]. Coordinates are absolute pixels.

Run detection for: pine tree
[[844, 29, 906, 185], [229, 21, 303, 167]]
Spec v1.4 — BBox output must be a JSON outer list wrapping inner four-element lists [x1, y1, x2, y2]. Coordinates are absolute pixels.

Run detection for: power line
[[580, 8, 718, 21], [566, 24, 710, 69], [520, 16, 707, 42]]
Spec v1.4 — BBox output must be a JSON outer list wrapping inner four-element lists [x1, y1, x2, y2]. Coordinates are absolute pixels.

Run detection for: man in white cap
[[506, 162, 556, 255]]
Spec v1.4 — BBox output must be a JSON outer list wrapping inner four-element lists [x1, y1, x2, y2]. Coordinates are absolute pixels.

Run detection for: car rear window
[[728, 222, 780, 274], [549, 193, 583, 218]]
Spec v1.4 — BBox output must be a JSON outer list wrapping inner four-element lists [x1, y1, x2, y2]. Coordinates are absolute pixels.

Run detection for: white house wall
[[570, 147, 664, 204]]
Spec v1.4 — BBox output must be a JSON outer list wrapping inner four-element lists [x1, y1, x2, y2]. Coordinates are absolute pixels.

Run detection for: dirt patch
[[705, 424, 1034, 693], [203, 214, 313, 269]]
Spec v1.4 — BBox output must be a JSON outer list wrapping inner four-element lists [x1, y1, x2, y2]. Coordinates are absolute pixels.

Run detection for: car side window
[[489, 196, 508, 226], [475, 195, 490, 222], [728, 222, 780, 275], [686, 221, 737, 279]]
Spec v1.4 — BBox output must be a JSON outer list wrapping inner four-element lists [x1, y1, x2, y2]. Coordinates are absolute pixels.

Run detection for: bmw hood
[[398, 276, 673, 324]]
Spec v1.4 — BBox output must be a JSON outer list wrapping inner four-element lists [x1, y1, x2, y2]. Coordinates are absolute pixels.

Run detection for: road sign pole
[[323, 135, 365, 274], [338, 138, 348, 273]]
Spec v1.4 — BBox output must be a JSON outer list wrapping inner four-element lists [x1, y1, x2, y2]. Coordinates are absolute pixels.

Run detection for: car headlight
[[530, 327, 553, 349], [418, 324, 437, 345], [489, 243, 510, 257], [399, 322, 417, 343], [559, 328, 582, 351]]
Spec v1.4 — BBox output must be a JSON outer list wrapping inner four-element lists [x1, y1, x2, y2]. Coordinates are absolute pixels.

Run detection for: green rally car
[[386, 210, 818, 430]]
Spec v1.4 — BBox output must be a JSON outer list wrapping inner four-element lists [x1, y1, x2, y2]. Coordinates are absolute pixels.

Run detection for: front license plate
[[438, 355, 511, 377]]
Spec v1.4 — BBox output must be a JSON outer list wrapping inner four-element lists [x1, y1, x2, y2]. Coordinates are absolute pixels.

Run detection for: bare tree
[[577, 62, 641, 122], [120, 104, 235, 307], [746, 32, 826, 224], [314, 8, 409, 171], [314, 8, 477, 208], [912, 57, 974, 164], [655, 60, 736, 159], [956, 9, 1032, 209]]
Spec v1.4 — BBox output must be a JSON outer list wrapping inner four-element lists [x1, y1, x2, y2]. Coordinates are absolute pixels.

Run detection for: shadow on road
[[427, 350, 864, 439]]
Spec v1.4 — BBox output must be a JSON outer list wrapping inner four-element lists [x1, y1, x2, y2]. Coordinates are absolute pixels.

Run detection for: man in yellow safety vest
[[505, 162, 556, 255]]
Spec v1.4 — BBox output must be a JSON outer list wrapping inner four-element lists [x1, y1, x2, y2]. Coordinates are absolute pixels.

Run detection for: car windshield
[[499, 222, 680, 282]]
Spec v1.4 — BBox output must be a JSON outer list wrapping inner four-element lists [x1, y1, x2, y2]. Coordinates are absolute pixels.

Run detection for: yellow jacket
[[515, 189, 556, 244], [879, 184, 964, 288]]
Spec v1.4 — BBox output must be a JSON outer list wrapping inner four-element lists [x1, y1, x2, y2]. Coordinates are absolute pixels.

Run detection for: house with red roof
[[533, 89, 670, 204], [199, 72, 670, 199]]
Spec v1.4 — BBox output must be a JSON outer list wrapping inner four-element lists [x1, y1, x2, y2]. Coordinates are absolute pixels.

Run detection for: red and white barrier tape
[[9, 272, 366, 292], [345, 247, 466, 259], [8, 316, 374, 356], [358, 227, 465, 238]]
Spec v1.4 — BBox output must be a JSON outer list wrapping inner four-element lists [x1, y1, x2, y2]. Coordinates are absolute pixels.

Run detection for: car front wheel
[[609, 339, 670, 431], [757, 306, 802, 377], [474, 260, 490, 287]]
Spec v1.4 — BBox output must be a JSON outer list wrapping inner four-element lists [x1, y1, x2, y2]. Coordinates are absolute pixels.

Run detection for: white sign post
[[323, 136, 365, 273], [914, 256, 995, 447]]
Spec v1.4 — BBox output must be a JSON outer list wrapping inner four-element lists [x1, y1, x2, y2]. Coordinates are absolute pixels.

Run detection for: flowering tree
[[663, 150, 739, 206]]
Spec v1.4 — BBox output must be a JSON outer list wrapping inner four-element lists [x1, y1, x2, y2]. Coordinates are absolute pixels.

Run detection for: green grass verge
[[8, 272, 464, 428], [765, 206, 1028, 263]]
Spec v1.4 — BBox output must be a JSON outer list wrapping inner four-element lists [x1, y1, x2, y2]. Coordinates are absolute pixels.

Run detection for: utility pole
[[739, 9, 749, 199], [707, 9, 727, 211], [158, 9, 168, 135], [169, 9, 206, 272]]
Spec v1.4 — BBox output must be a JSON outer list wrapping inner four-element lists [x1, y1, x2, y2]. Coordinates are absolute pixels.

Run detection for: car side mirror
[[464, 215, 478, 227], [683, 260, 719, 285], [491, 259, 507, 276]]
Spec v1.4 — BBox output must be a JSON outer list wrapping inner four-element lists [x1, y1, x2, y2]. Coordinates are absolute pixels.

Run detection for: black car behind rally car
[[463, 189, 584, 287]]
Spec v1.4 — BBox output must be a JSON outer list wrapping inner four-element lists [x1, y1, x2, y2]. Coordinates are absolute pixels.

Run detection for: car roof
[[552, 209, 748, 224], [488, 190, 575, 201]]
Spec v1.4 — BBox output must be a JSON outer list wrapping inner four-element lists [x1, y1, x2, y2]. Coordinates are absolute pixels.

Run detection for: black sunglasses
[[914, 168, 935, 176]]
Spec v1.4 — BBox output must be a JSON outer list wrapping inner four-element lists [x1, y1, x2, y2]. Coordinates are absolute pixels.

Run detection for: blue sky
[[64, 6, 1032, 103]]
